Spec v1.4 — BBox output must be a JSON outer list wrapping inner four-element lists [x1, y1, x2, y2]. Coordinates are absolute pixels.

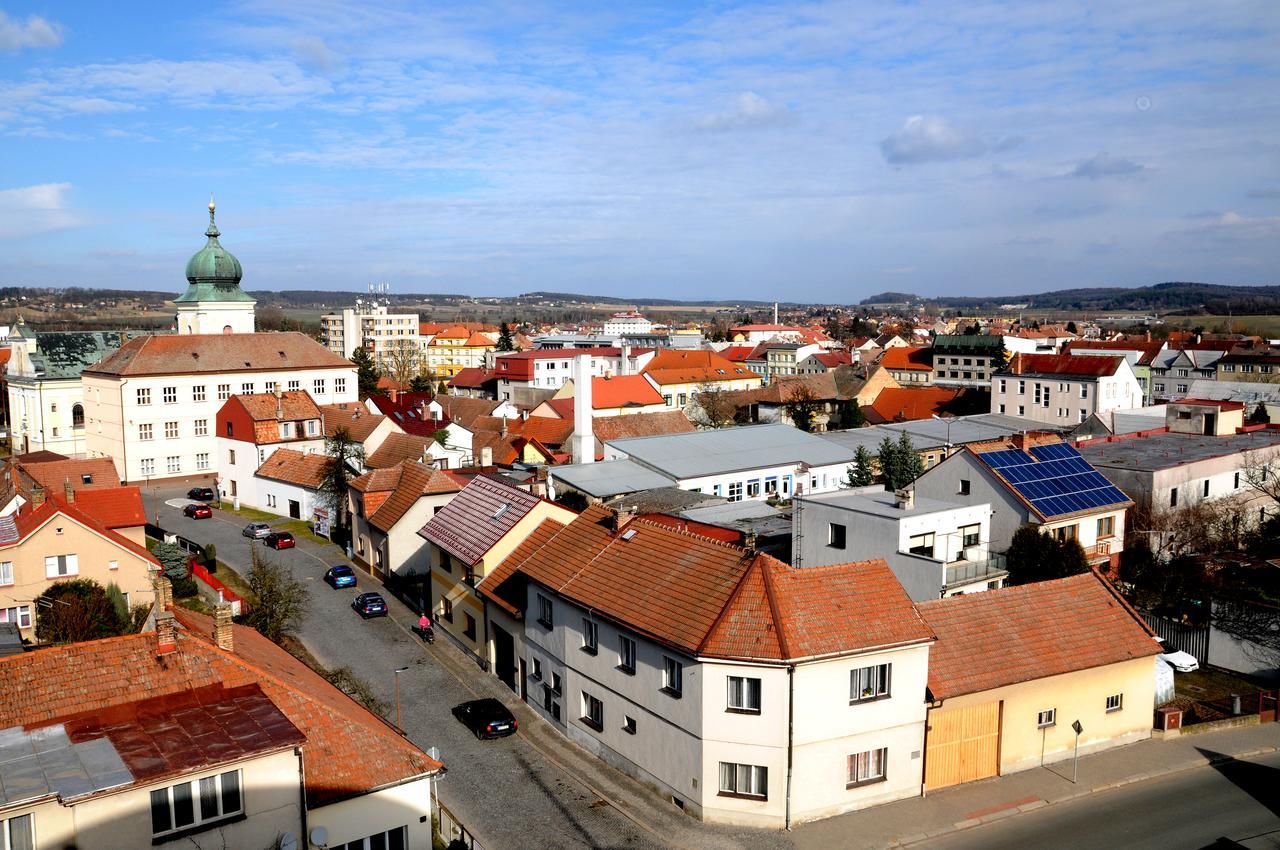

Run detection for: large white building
[[602, 312, 653, 337], [320, 301, 420, 363], [80, 204, 357, 482], [991, 353, 1143, 428], [484, 505, 936, 827]]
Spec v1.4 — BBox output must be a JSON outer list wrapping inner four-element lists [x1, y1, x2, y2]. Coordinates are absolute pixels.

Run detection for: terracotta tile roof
[[12, 450, 68, 464], [448, 367, 496, 388], [365, 432, 434, 469], [589, 374, 665, 409], [367, 461, 461, 532], [463, 332, 495, 347], [1063, 339, 1165, 366], [69, 486, 147, 529], [8, 495, 160, 566], [918, 573, 1159, 700], [807, 350, 853, 368], [720, 345, 756, 363], [321, 402, 395, 443], [1005, 353, 1124, 378], [536, 398, 574, 419], [724, 372, 845, 407], [589, 411, 698, 443], [418, 475, 542, 565], [83, 332, 353, 377], [171, 609, 444, 805], [731, 324, 804, 333], [254, 448, 330, 489], [437, 396, 503, 429], [419, 322, 447, 336], [18, 458, 121, 492], [879, 346, 933, 371], [642, 349, 760, 386], [478, 517, 569, 616], [348, 466, 406, 493], [497, 506, 931, 661], [229, 390, 323, 422], [470, 415, 575, 449], [865, 386, 964, 423]]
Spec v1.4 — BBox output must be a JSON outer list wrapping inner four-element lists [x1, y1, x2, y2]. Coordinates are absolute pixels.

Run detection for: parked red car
[[182, 503, 213, 520], [264, 531, 295, 550]]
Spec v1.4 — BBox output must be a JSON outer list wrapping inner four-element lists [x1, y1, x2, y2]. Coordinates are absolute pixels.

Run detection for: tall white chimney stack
[[621, 343, 632, 376], [571, 354, 594, 465], [774, 302, 779, 324]]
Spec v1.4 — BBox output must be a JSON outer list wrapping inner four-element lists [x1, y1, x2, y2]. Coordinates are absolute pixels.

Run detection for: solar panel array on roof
[[978, 442, 1129, 518]]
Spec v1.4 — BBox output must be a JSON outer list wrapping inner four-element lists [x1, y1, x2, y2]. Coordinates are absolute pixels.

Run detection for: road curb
[[897, 742, 1280, 847]]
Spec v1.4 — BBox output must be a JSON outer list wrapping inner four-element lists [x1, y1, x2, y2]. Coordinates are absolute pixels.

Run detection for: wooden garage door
[[924, 702, 1000, 790]]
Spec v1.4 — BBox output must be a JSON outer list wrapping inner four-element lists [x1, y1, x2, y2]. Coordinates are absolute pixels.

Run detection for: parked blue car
[[352, 592, 388, 618], [324, 565, 357, 589]]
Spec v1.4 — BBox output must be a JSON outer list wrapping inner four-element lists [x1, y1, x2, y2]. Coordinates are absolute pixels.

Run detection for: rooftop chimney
[[156, 611, 177, 655], [895, 488, 915, 510], [571, 354, 595, 465], [154, 574, 174, 611], [1012, 432, 1030, 452], [275, 385, 284, 420], [744, 529, 758, 554], [214, 603, 234, 652], [63, 479, 74, 504], [480, 446, 493, 467], [612, 505, 636, 533], [31, 486, 45, 507], [389, 387, 399, 404], [621, 343, 632, 376]]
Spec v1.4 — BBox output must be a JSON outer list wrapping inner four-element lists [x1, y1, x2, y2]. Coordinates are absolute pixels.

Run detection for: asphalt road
[[154, 484, 673, 850], [925, 750, 1280, 850]]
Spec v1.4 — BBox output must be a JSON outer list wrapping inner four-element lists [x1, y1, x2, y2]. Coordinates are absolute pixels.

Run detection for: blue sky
[[1, 1, 1278, 301]]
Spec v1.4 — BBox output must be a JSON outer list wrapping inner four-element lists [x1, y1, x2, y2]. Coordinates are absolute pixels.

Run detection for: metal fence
[[1143, 612, 1209, 663], [437, 799, 483, 850]]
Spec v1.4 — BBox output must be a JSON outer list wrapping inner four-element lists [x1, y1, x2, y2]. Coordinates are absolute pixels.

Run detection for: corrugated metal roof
[[608, 423, 853, 479], [550, 459, 673, 498]]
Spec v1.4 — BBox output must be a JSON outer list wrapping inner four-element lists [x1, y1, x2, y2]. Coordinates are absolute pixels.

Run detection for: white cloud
[[0, 183, 78, 238], [880, 265, 916, 274], [879, 115, 1017, 165], [1068, 152, 1147, 180], [696, 92, 791, 131], [0, 12, 63, 51]]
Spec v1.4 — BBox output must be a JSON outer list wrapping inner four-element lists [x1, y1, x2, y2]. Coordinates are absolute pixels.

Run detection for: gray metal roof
[[0, 724, 133, 806], [819, 412, 1065, 454], [797, 486, 971, 519], [1079, 429, 1280, 472], [607, 423, 854, 479], [1111, 406, 1168, 435], [550, 459, 673, 498], [1187, 379, 1280, 404], [604, 487, 724, 514], [681, 501, 782, 523]]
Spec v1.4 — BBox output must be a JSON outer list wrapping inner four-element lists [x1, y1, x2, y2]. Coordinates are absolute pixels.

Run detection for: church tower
[[174, 199, 256, 334]]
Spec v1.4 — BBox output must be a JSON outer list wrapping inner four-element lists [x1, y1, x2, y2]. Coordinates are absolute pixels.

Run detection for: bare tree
[[690, 384, 742, 429], [1126, 497, 1247, 562], [1241, 446, 1280, 506], [243, 548, 309, 645], [383, 339, 421, 387]]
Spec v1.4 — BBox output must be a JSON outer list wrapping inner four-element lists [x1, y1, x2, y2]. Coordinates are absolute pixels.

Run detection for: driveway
[[153, 484, 780, 850]]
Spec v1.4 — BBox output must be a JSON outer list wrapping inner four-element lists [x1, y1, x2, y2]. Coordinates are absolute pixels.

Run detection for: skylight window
[[492, 504, 510, 521], [621, 529, 637, 541]]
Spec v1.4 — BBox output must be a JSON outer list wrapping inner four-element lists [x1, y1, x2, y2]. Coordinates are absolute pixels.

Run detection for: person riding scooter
[[416, 613, 435, 643]]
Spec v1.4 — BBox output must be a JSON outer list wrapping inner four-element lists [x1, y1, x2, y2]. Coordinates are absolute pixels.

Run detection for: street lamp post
[[393, 666, 409, 729]]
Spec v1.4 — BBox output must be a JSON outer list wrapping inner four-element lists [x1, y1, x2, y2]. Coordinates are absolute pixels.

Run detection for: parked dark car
[[352, 592, 388, 618], [452, 698, 518, 739], [182, 503, 213, 519], [187, 487, 217, 501], [324, 565, 357, 589], [242, 522, 272, 539], [264, 531, 296, 550]]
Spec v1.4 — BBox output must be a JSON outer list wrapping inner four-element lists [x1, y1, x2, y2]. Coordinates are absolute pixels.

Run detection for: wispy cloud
[[0, 11, 63, 51], [0, 183, 78, 238], [879, 115, 1019, 165], [1068, 152, 1147, 180], [696, 92, 791, 132]]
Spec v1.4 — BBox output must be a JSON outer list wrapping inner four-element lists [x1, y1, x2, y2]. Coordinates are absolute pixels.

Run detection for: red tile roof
[[585, 411, 698, 444], [588, 374, 665, 409], [254, 448, 330, 489], [495, 506, 932, 661], [1006, 353, 1124, 378], [642, 349, 760, 386], [865, 386, 963, 423], [18, 458, 121, 493], [228, 391, 323, 422], [918, 573, 1159, 700], [70, 486, 147, 529], [8, 495, 160, 566], [448, 367, 496, 388], [879, 346, 933, 371], [321, 402, 395, 443], [436, 396, 503, 428], [419, 475, 543, 566], [83, 332, 353, 377], [479, 517, 569, 615], [367, 461, 461, 532], [808, 350, 853, 368], [720, 345, 757, 363], [364, 432, 434, 469]]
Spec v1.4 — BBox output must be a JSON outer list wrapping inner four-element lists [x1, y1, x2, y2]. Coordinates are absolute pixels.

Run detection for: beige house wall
[[0, 748, 301, 850], [933, 655, 1156, 776], [308, 776, 435, 850], [0, 511, 156, 640]]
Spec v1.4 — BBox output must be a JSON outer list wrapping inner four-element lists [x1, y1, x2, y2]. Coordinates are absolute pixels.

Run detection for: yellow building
[[0, 489, 157, 640], [419, 476, 574, 662], [917, 573, 1160, 790], [423, 326, 496, 378]]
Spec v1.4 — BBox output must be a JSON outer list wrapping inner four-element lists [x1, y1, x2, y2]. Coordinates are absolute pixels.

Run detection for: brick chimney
[[31, 486, 45, 507], [156, 611, 177, 655], [154, 574, 174, 611], [611, 505, 636, 533], [1012, 432, 1030, 453], [63, 479, 75, 504], [214, 603, 234, 652], [895, 488, 915, 510], [389, 387, 399, 403]]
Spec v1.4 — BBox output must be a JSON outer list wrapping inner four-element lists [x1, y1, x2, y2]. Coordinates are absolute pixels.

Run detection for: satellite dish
[[280, 833, 298, 850], [309, 826, 329, 847]]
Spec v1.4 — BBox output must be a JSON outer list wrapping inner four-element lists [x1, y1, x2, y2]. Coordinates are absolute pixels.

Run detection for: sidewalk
[[791, 722, 1280, 849]]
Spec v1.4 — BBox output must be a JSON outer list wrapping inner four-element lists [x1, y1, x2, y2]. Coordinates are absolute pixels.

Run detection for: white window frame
[[582, 618, 599, 654], [150, 769, 243, 838], [727, 675, 761, 713], [194, 419, 208, 437], [1105, 693, 1123, 713], [0, 605, 32, 629], [45, 554, 79, 578], [1037, 707, 1056, 728], [0, 561, 12, 586], [164, 421, 179, 439], [1, 812, 33, 850], [718, 762, 767, 799], [662, 656, 683, 696], [618, 634, 636, 674], [136, 387, 151, 405], [163, 386, 177, 404], [140, 458, 155, 476], [193, 385, 206, 402], [850, 663, 890, 703]]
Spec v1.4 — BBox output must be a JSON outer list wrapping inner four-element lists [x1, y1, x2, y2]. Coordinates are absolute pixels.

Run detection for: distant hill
[[861, 282, 1280, 314]]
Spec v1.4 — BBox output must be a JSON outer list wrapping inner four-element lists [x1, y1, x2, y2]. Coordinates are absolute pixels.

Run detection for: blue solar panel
[[977, 442, 1129, 518]]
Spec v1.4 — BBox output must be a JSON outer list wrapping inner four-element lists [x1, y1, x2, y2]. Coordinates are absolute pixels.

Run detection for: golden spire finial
[[208, 192, 216, 214]]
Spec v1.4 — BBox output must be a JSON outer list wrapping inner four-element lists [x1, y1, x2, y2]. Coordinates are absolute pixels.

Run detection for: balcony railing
[[944, 554, 1008, 589], [1084, 540, 1117, 561]]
